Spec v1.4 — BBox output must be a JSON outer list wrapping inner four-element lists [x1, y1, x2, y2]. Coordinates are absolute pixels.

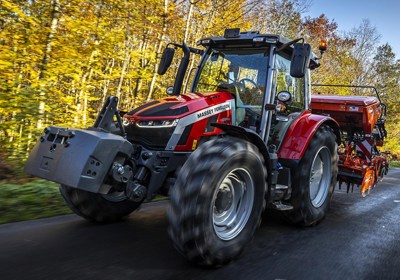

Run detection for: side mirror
[[290, 43, 311, 78], [158, 47, 175, 75]]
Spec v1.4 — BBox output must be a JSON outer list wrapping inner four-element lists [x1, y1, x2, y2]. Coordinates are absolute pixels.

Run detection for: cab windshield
[[194, 48, 269, 96], [193, 48, 269, 129]]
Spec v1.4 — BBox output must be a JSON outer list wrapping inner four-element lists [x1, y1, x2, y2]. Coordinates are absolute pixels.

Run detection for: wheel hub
[[212, 168, 255, 241], [214, 186, 233, 214]]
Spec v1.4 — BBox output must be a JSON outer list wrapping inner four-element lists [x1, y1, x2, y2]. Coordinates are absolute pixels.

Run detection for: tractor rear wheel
[[283, 125, 338, 226], [167, 136, 266, 266], [60, 185, 142, 223]]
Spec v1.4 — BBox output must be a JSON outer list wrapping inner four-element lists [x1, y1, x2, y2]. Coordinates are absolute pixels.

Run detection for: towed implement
[[25, 28, 389, 266], [311, 85, 390, 197]]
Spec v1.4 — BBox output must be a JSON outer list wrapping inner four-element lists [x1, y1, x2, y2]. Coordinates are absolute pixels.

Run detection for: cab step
[[271, 201, 294, 211]]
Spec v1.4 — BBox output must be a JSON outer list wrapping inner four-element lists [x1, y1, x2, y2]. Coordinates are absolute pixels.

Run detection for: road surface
[[1, 168, 399, 280]]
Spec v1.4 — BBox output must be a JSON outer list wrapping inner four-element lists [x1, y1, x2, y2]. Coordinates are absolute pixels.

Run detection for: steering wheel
[[239, 78, 257, 89]]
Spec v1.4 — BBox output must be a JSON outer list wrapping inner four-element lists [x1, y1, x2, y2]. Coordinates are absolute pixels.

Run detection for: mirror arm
[[172, 42, 190, 95], [168, 43, 203, 55], [276, 37, 304, 53]]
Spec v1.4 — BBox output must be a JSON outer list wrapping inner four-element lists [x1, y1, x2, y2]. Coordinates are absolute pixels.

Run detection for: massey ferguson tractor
[[25, 28, 388, 266]]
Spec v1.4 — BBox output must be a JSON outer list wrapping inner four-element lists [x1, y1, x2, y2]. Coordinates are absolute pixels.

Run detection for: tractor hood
[[125, 91, 233, 120], [123, 91, 234, 149]]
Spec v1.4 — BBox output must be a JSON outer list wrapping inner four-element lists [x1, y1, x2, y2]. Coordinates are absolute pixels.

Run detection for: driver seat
[[216, 83, 246, 125]]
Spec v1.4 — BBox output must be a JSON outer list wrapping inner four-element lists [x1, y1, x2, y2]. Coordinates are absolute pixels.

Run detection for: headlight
[[136, 119, 178, 128]]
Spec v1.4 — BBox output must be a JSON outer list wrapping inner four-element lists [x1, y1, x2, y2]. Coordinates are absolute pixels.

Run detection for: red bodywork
[[311, 95, 381, 135], [311, 95, 389, 196], [124, 91, 234, 151], [277, 110, 340, 160]]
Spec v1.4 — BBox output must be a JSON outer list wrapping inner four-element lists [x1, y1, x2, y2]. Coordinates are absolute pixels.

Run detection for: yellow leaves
[[0, 59, 14, 69], [0, 0, 399, 169], [1, 0, 38, 26]]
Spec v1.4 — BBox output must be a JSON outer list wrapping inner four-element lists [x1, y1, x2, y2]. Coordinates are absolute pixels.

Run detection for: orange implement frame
[[310, 84, 389, 197]]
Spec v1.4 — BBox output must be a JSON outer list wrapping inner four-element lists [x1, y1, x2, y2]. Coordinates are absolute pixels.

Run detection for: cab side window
[[267, 54, 306, 148], [275, 54, 305, 114]]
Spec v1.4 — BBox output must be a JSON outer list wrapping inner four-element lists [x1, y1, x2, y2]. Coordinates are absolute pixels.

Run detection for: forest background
[[1, 0, 399, 180]]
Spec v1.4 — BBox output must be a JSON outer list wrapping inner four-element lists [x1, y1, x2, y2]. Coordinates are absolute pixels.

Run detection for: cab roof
[[197, 28, 320, 69]]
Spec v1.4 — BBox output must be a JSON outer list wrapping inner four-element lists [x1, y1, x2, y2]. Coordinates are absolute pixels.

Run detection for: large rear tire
[[283, 125, 338, 226], [60, 185, 142, 223], [167, 136, 266, 266]]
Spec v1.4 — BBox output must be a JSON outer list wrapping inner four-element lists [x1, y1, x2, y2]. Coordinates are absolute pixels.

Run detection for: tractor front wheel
[[60, 185, 142, 223], [167, 136, 266, 266]]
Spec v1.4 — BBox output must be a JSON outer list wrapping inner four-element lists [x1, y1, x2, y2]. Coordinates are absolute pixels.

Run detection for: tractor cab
[[159, 28, 322, 146]]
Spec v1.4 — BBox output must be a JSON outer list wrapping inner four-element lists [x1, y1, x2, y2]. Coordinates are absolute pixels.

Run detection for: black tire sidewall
[[168, 137, 266, 266], [60, 185, 141, 223], [199, 149, 265, 259], [289, 126, 337, 225]]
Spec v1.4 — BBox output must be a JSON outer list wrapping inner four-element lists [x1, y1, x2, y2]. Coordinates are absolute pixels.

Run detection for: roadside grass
[[0, 179, 72, 224], [0, 179, 168, 224], [390, 161, 400, 168]]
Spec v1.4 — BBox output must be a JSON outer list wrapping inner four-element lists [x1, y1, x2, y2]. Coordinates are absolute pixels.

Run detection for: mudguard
[[24, 126, 133, 194], [211, 123, 270, 161], [278, 111, 340, 160]]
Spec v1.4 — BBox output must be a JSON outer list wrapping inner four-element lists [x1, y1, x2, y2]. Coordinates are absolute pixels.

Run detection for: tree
[[302, 14, 357, 94], [347, 19, 381, 85], [247, 0, 310, 38], [371, 43, 400, 157]]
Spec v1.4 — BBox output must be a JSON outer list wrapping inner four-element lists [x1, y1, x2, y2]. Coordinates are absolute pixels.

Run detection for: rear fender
[[278, 112, 340, 160]]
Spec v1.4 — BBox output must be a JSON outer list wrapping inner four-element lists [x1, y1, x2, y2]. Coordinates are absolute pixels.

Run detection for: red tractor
[[25, 28, 388, 266]]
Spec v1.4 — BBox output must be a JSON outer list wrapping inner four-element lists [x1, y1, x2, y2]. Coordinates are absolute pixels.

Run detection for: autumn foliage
[[0, 0, 399, 176]]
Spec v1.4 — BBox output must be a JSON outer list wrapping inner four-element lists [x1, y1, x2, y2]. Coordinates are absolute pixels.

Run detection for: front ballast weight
[[24, 126, 134, 193], [24, 96, 146, 201]]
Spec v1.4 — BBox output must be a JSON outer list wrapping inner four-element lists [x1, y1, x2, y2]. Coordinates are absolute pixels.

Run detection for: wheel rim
[[212, 168, 254, 241], [309, 146, 331, 208]]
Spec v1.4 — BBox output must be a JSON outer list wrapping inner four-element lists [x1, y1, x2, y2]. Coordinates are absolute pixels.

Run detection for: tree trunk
[[37, 0, 60, 129], [99, 58, 115, 110], [116, 41, 133, 101], [147, 0, 169, 101], [184, 1, 194, 42], [75, 49, 97, 126]]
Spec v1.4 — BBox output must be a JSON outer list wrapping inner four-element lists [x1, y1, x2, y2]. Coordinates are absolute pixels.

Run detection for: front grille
[[125, 125, 175, 150]]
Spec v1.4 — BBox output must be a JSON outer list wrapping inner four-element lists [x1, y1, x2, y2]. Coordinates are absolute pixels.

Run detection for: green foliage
[[0, 179, 72, 224], [390, 161, 400, 168], [371, 44, 400, 157]]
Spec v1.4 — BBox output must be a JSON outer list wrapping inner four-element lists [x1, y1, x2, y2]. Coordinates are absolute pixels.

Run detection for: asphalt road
[[1, 168, 400, 280]]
